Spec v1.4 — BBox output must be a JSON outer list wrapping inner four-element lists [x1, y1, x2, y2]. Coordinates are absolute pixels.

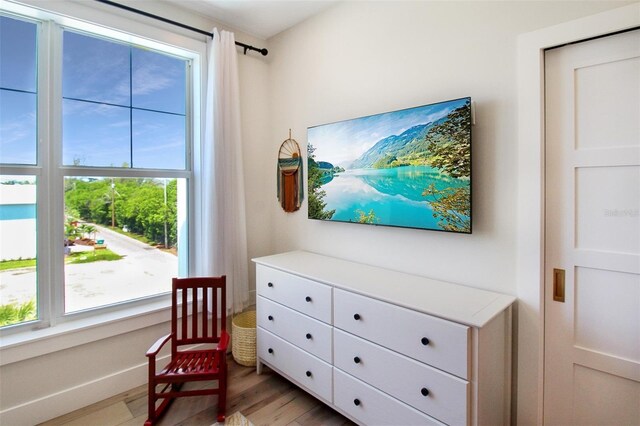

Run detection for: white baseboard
[[0, 357, 166, 425]]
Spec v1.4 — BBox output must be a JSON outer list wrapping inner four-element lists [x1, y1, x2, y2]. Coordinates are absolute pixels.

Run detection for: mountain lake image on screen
[[307, 97, 471, 233]]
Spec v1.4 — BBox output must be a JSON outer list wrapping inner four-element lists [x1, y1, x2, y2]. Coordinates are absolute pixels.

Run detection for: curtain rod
[[94, 0, 268, 56]]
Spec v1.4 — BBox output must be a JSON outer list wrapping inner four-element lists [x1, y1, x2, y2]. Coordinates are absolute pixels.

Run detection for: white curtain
[[201, 28, 249, 314]]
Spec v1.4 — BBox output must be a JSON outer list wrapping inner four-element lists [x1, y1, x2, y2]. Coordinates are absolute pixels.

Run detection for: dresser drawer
[[257, 266, 332, 323], [257, 296, 333, 363], [334, 369, 444, 426], [334, 329, 468, 425], [334, 288, 470, 379], [257, 328, 332, 402]]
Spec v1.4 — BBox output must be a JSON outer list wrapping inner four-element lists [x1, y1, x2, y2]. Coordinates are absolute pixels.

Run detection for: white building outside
[[0, 183, 37, 261]]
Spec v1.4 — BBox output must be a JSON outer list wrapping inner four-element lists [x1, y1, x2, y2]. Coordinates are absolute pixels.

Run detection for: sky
[[0, 15, 37, 164], [308, 97, 469, 167], [0, 15, 187, 170]]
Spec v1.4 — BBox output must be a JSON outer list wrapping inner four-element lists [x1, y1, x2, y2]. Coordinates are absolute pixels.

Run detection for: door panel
[[573, 365, 640, 426], [574, 267, 640, 362], [575, 165, 640, 253], [575, 57, 640, 149], [544, 29, 640, 425]]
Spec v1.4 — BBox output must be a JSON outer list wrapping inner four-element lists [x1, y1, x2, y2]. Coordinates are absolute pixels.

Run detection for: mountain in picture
[[350, 116, 448, 169]]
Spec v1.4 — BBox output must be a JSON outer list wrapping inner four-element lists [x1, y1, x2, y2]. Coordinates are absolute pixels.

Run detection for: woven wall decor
[[277, 130, 304, 212]]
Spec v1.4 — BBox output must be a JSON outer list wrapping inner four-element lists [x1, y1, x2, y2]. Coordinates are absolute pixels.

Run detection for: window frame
[[0, 2, 204, 339]]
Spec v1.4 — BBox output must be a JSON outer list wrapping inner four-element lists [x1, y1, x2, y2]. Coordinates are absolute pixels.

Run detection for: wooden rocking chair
[[145, 276, 229, 425]]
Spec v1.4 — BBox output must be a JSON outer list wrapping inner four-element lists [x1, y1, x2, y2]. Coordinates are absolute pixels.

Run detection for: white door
[[544, 29, 640, 425]]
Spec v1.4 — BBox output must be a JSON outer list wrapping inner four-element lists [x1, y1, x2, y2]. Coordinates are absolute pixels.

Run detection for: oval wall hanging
[[277, 130, 304, 212]]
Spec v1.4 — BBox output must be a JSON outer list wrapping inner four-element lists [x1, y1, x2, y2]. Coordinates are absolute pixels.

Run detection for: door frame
[[516, 4, 639, 425]]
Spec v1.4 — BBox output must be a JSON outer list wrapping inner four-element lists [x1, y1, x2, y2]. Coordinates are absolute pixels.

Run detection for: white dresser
[[253, 251, 515, 426]]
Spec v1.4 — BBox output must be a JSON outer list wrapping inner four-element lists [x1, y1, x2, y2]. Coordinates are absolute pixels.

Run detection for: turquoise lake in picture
[[321, 165, 469, 230]]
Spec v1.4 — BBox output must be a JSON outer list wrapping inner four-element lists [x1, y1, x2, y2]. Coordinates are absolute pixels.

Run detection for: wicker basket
[[232, 310, 257, 367]]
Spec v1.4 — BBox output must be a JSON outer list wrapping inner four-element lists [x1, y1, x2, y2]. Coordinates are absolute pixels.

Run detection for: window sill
[[0, 298, 172, 366]]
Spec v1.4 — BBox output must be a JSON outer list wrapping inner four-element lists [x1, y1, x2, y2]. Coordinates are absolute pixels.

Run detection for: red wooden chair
[[145, 276, 229, 425]]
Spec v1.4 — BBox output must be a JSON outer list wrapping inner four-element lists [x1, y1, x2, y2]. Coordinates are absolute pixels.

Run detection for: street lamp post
[[111, 180, 116, 227], [163, 179, 168, 248]]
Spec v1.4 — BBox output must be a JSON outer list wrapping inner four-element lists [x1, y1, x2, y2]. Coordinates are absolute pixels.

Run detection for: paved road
[[93, 225, 155, 257], [0, 225, 178, 312]]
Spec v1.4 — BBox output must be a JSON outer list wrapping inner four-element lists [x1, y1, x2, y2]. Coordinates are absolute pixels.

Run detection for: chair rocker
[[145, 276, 229, 425]]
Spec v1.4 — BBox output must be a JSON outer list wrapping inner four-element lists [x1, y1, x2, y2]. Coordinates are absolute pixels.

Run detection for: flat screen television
[[307, 97, 471, 233]]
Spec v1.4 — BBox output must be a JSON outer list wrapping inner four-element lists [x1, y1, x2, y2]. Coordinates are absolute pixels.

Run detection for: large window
[[1, 11, 194, 328]]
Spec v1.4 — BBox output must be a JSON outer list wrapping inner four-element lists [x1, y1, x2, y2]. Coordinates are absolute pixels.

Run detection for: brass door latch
[[553, 268, 565, 303]]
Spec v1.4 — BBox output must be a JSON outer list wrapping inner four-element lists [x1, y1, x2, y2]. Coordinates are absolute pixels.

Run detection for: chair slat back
[[171, 276, 226, 350]]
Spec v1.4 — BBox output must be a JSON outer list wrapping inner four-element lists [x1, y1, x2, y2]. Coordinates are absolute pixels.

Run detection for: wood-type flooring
[[39, 355, 355, 426]]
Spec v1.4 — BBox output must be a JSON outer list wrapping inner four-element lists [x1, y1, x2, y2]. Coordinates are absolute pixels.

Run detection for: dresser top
[[253, 251, 515, 328]]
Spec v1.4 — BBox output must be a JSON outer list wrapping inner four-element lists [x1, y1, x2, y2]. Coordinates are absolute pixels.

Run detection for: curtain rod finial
[[260, 48, 268, 56]]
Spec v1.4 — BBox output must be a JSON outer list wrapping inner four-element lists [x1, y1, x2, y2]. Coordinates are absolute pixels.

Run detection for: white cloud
[[0, 117, 35, 146]]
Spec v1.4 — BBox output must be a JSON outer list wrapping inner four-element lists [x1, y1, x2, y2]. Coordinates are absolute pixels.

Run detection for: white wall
[[263, 1, 633, 424], [1, 321, 168, 418], [0, 0, 271, 423], [266, 0, 629, 292]]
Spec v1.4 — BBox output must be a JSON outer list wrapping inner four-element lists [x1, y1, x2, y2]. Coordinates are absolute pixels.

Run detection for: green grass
[[0, 300, 37, 327], [0, 258, 36, 271], [1, 249, 124, 272], [105, 225, 156, 246], [66, 248, 123, 264]]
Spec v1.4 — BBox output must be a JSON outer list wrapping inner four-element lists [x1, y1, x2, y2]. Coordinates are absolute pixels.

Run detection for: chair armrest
[[216, 330, 230, 352], [146, 333, 172, 358]]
